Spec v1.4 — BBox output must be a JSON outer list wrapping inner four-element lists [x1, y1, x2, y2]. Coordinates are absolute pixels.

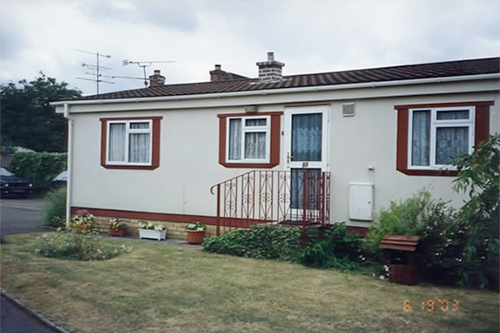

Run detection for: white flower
[[379, 275, 385, 280]]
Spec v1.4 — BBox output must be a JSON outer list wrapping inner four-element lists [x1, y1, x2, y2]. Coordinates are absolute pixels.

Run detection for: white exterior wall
[[62, 78, 499, 227], [329, 92, 499, 228]]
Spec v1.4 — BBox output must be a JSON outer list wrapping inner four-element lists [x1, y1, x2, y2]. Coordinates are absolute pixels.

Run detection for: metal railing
[[210, 170, 331, 243]]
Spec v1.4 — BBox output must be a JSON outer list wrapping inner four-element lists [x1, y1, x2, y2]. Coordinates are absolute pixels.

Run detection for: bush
[[418, 198, 499, 289], [367, 179, 499, 289], [364, 190, 432, 257], [43, 187, 66, 228], [35, 232, 131, 261], [203, 223, 365, 273], [300, 223, 365, 272], [10, 152, 67, 191], [416, 200, 462, 285], [450, 134, 500, 289], [36, 210, 132, 261], [203, 225, 309, 261]]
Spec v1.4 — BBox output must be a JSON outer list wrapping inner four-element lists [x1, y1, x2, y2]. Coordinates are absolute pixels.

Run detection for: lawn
[[1, 233, 499, 332]]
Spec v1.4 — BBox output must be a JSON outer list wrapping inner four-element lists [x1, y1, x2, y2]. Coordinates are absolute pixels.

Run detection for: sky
[[1, 0, 499, 96]]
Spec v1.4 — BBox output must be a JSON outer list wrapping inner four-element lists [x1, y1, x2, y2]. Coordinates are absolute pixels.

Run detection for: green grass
[[1, 233, 499, 332]]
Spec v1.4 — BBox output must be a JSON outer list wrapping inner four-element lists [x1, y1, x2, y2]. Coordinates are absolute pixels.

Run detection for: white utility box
[[349, 183, 374, 221]]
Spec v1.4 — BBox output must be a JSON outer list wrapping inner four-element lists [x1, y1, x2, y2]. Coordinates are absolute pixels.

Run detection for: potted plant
[[186, 222, 207, 244], [109, 218, 127, 237], [138, 221, 166, 241]]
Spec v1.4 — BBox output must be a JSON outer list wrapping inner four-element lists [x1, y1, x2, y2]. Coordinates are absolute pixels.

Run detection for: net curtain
[[291, 113, 322, 162]]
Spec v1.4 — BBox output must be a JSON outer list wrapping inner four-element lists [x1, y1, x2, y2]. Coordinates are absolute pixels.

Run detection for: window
[[396, 101, 493, 176], [218, 112, 282, 168], [409, 107, 474, 169], [100, 116, 162, 170], [227, 116, 270, 162], [108, 120, 152, 164]]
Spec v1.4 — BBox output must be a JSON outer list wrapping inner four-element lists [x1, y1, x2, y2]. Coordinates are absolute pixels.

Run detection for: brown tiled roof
[[73, 57, 499, 101]]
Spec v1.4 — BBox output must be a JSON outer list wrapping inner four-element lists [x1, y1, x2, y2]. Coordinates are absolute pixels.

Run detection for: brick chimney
[[210, 64, 250, 82], [256, 52, 284, 82], [210, 64, 227, 82], [149, 69, 165, 87]]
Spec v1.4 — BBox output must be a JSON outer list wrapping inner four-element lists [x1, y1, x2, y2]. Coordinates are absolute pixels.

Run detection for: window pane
[[130, 122, 149, 129], [411, 111, 430, 166], [436, 127, 468, 165], [228, 119, 242, 160], [436, 110, 469, 120], [245, 118, 266, 126], [244, 132, 266, 159], [291, 113, 322, 162], [109, 123, 126, 161], [129, 133, 150, 163]]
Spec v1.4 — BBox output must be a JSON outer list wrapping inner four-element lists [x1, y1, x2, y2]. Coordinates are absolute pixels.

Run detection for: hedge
[[9, 152, 67, 191]]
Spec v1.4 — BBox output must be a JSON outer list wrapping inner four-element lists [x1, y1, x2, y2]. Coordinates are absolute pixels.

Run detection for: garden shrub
[[203, 225, 310, 261], [364, 189, 433, 257], [43, 187, 66, 228], [416, 200, 462, 285], [36, 210, 131, 261], [300, 222, 365, 272], [450, 134, 500, 289], [10, 151, 67, 191], [204, 223, 365, 273], [366, 134, 499, 289], [35, 232, 131, 260]]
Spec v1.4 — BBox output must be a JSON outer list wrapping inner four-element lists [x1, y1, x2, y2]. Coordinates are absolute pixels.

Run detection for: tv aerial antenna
[[76, 49, 113, 94], [122, 60, 175, 87]]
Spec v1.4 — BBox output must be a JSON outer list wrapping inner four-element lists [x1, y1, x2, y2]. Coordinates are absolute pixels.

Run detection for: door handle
[[287, 152, 291, 164]]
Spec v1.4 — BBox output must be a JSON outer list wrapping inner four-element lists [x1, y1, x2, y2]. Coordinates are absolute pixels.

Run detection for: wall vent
[[342, 103, 355, 117]]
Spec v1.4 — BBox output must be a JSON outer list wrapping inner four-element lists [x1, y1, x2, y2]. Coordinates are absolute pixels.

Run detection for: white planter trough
[[139, 228, 166, 241]]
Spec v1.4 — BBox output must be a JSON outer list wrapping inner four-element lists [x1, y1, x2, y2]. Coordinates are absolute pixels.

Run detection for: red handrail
[[210, 170, 331, 240]]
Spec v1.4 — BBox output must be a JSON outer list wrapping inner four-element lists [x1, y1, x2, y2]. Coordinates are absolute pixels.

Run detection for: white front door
[[284, 105, 330, 211]]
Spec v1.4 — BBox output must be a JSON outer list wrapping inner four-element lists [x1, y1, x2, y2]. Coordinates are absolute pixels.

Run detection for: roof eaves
[[51, 72, 499, 107]]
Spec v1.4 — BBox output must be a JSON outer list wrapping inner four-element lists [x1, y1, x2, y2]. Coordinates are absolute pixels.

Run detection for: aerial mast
[[122, 60, 175, 87], [76, 49, 113, 94]]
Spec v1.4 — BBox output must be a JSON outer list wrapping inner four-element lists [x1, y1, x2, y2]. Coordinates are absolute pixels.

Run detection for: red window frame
[[218, 112, 282, 168], [100, 116, 162, 170], [395, 101, 493, 176]]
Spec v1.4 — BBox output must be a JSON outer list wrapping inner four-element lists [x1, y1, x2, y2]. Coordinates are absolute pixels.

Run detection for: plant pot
[[139, 228, 166, 241], [186, 230, 206, 244], [109, 228, 127, 237]]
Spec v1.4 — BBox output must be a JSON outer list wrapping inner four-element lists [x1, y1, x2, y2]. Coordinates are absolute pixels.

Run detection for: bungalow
[[52, 53, 500, 239]]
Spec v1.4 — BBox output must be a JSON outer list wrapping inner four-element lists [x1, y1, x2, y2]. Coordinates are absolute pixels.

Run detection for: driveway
[[1, 197, 66, 332], [1, 197, 49, 236]]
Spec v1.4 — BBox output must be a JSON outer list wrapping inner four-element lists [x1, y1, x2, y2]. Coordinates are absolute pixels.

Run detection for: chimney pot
[[215, 64, 221, 70], [267, 52, 274, 61]]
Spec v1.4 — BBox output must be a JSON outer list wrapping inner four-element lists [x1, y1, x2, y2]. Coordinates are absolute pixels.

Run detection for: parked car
[[0, 167, 34, 197], [51, 170, 68, 189]]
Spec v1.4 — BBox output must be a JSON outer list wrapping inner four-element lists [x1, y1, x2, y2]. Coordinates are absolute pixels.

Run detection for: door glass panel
[[291, 113, 322, 161], [290, 168, 321, 209]]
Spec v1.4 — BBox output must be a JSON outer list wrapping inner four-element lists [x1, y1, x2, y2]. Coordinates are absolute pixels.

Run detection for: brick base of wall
[[94, 216, 217, 241]]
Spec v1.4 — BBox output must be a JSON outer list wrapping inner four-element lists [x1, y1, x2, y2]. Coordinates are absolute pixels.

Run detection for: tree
[[1, 73, 81, 152], [452, 134, 500, 288]]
